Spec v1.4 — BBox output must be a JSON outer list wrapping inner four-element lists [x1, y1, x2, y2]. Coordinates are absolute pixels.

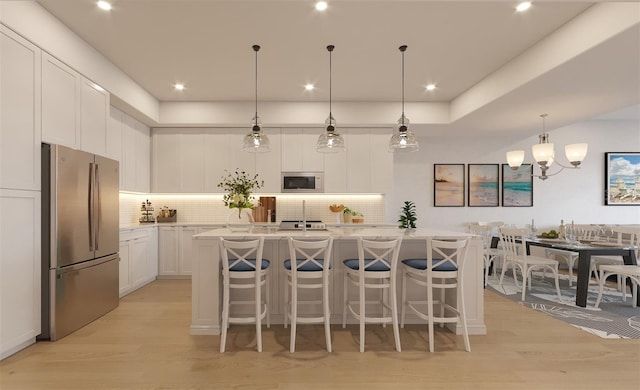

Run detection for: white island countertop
[[193, 226, 473, 240], [190, 226, 485, 337]]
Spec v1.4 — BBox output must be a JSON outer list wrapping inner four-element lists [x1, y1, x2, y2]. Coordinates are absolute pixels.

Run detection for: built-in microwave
[[281, 172, 324, 193]]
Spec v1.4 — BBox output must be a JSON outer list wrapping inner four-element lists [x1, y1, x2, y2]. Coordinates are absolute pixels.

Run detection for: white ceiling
[[34, 0, 640, 134]]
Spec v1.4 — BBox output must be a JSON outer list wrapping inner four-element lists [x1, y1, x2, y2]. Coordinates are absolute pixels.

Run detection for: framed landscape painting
[[434, 164, 465, 207], [501, 164, 533, 207], [604, 152, 640, 205], [468, 164, 499, 207]]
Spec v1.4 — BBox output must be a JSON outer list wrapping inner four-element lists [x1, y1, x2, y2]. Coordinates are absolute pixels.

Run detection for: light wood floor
[[1, 280, 639, 389]]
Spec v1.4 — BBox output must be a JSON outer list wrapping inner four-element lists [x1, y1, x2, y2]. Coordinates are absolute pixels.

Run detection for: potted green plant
[[398, 200, 417, 229], [342, 206, 363, 224]]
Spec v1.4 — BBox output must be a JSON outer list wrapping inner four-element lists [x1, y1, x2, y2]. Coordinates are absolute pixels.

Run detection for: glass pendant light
[[242, 44, 270, 153], [317, 45, 346, 153], [389, 45, 419, 152]]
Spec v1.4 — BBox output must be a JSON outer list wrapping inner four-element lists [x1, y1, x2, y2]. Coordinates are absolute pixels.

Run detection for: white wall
[[387, 119, 640, 232]]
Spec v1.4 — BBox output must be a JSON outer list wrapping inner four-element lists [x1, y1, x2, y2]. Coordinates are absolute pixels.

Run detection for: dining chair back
[[284, 237, 334, 352], [401, 238, 471, 352], [342, 237, 403, 352], [499, 227, 562, 302], [468, 224, 500, 286], [546, 224, 600, 287], [592, 226, 640, 302], [219, 237, 270, 353]]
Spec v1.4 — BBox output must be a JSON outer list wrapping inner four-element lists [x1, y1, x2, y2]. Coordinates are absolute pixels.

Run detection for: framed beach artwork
[[434, 164, 465, 207], [604, 152, 640, 205], [501, 164, 533, 207], [468, 164, 499, 207]]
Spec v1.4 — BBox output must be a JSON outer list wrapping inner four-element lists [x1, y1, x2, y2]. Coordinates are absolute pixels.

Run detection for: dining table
[[491, 236, 639, 307]]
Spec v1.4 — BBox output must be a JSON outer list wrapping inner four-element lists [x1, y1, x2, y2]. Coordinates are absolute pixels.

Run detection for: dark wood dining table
[[490, 236, 638, 307]]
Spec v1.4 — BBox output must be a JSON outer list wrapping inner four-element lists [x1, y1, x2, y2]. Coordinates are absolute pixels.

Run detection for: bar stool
[[342, 237, 403, 352], [284, 237, 334, 352], [400, 238, 471, 352], [219, 237, 270, 353]]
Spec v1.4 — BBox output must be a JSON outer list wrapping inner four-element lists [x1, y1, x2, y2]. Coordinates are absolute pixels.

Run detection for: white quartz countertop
[[193, 227, 472, 240], [120, 222, 396, 231]]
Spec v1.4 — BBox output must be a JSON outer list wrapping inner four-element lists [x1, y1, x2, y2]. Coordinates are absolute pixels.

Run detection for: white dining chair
[[499, 227, 562, 302], [284, 237, 334, 352], [595, 265, 640, 308], [219, 237, 270, 353], [342, 237, 403, 352], [544, 224, 601, 287], [591, 226, 640, 297], [468, 224, 501, 286], [400, 238, 471, 352]]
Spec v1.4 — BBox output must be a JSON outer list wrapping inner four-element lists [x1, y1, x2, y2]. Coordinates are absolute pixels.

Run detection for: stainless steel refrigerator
[[40, 143, 120, 340]]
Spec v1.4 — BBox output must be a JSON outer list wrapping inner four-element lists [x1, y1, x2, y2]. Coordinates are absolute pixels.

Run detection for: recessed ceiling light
[[516, 2, 532, 12], [174, 83, 185, 91], [97, 1, 112, 11], [305, 84, 315, 91], [315, 2, 328, 11], [426, 84, 436, 91]]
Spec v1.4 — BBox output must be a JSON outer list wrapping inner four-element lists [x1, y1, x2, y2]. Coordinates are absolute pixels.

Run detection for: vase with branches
[[217, 169, 264, 221]]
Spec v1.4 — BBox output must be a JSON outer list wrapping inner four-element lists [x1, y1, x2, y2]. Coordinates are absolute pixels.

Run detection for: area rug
[[486, 272, 640, 339]]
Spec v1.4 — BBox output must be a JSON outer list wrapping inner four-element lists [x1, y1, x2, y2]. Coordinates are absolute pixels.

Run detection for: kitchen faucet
[[302, 200, 307, 233]]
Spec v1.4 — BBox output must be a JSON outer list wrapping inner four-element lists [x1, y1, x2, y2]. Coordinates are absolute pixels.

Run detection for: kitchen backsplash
[[120, 193, 385, 225]]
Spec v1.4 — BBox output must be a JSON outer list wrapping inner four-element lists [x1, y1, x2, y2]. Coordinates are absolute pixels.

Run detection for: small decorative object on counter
[[343, 206, 363, 224], [398, 200, 417, 229], [157, 206, 177, 222], [329, 204, 344, 224], [218, 169, 264, 231], [139, 199, 155, 223]]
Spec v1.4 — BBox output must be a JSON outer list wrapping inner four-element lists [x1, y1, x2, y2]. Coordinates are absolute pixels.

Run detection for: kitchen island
[[190, 227, 486, 336]]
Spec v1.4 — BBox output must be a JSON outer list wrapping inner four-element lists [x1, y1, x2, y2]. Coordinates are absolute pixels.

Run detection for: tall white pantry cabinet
[[0, 26, 42, 360]]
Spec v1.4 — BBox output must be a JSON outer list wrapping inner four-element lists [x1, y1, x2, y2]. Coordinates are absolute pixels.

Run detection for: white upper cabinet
[[181, 129, 205, 193], [323, 132, 348, 193], [41, 53, 109, 156], [255, 129, 281, 193], [228, 131, 256, 177], [153, 128, 207, 193], [150, 127, 392, 194], [346, 128, 371, 193], [204, 129, 230, 192], [153, 128, 182, 192], [369, 128, 393, 193], [135, 121, 151, 192], [281, 128, 324, 172], [0, 26, 41, 191], [119, 113, 150, 192], [325, 128, 393, 193], [79, 78, 109, 156], [41, 53, 78, 149], [106, 107, 123, 163]]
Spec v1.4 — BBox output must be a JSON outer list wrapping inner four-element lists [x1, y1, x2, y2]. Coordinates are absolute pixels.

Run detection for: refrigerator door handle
[[88, 162, 94, 252], [95, 163, 100, 251]]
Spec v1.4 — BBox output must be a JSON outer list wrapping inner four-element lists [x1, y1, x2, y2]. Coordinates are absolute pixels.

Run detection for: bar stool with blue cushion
[[219, 237, 270, 353], [342, 237, 403, 352], [400, 238, 471, 352], [284, 237, 334, 352]]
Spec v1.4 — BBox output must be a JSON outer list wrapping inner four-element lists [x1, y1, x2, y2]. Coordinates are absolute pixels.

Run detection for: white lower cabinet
[[119, 227, 157, 297], [158, 225, 206, 277]]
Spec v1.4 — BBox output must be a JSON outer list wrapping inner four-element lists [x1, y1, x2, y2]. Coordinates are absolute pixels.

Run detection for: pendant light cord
[[327, 45, 334, 131], [399, 45, 407, 128], [253, 45, 260, 131]]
